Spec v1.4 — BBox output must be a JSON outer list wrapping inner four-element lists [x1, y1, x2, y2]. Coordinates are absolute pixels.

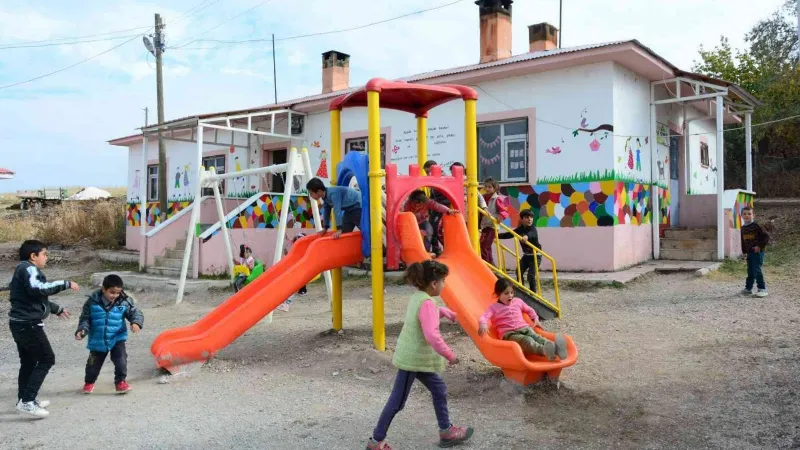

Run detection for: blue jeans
[[372, 370, 450, 441], [745, 251, 766, 291]]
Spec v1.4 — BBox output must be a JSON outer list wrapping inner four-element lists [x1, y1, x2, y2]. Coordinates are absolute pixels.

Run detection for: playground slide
[[151, 232, 364, 370], [396, 212, 578, 385]]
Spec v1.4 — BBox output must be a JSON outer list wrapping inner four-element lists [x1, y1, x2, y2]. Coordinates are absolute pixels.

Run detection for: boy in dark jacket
[[76, 274, 143, 394], [8, 240, 79, 418], [498, 209, 543, 293], [740, 207, 770, 297], [306, 177, 362, 239]]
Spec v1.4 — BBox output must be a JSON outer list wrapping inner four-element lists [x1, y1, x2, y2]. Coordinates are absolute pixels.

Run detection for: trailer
[[16, 188, 68, 210]]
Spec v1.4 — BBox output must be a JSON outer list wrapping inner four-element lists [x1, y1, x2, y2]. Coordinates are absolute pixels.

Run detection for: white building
[[110, 0, 759, 275]]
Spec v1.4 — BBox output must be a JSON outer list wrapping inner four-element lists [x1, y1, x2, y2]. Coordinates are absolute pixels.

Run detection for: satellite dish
[[143, 36, 155, 56]]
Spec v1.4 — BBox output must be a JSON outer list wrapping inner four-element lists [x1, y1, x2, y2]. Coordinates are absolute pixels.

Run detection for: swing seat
[[245, 262, 265, 284], [233, 265, 251, 277]]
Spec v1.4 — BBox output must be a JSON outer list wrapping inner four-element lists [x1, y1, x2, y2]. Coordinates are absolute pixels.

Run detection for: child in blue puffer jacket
[[75, 274, 143, 395]]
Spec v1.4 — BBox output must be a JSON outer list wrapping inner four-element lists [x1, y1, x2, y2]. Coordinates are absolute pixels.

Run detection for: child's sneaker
[[34, 399, 50, 409], [82, 383, 95, 394], [543, 341, 556, 361], [365, 438, 393, 450], [16, 400, 49, 418], [741, 289, 753, 295], [554, 334, 568, 360], [438, 425, 473, 448], [755, 290, 769, 298], [115, 381, 132, 394]]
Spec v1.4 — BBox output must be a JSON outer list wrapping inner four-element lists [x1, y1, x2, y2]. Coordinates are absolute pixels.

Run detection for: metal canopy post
[[139, 134, 148, 271], [650, 83, 660, 259], [745, 112, 753, 192]]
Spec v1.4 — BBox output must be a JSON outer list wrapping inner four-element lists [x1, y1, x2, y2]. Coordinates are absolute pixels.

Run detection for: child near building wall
[[479, 177, 509, 265]]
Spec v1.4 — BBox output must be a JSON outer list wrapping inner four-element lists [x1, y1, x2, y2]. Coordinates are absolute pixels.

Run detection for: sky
[[0, 0, 787, 191]]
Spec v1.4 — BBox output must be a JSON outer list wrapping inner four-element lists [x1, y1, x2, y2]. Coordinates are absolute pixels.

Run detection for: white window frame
[[345, 134, 387, 169], [147, 164, 158, 202], [202, 155, 226, 195], [478, 119, 528, 183]]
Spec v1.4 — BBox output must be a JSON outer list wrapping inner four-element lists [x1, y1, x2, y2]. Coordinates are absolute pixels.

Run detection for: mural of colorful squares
[[126, 201, 191, 227], [201, 194, 317, 242], [731, 190, 755, 229], [500, 181, 653, 228], [659, 187, 671, 226]]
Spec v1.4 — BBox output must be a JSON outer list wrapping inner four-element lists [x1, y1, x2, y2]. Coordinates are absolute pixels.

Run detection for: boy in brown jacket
[[740, 207, 770, 297]]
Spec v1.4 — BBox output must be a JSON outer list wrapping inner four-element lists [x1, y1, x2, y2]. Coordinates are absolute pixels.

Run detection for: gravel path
[[0, 259, 798, 449]]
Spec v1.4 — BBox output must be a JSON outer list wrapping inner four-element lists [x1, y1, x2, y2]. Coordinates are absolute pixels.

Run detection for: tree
[[692, 1, 800, 196]]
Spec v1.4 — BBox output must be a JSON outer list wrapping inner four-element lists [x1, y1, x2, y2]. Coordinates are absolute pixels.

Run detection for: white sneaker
[[35, 399, 50, 409], [754, 290, 769, 298], [16, 400, 49, 418]]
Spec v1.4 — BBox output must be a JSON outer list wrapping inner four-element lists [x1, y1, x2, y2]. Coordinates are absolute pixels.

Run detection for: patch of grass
[[0, 213, 37, 243], [35, 200, 126, 248], [100, 261, 140, 273]]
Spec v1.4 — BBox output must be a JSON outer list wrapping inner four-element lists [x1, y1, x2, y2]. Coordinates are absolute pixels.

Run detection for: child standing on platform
[[306, 177, 362, 239], [497, 209, 543, 292], [366, 260, 473, 449], [402, 189, 458, 254], [479, 177, 509, 265]]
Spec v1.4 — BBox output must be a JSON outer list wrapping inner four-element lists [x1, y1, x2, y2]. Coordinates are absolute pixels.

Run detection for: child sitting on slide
[[402, 189, 458, 254], [478, 279, 567, 361]]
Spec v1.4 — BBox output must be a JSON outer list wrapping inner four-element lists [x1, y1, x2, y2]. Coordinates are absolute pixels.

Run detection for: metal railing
[[478, 209, 561, 317]]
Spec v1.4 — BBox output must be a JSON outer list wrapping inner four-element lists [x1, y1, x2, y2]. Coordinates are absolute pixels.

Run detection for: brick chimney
[[528, 23, 558, 52], [476, 0, 513, 63], [322, 50, 350, 94]]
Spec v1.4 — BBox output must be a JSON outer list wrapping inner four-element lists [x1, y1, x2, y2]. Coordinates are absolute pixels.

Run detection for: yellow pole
[[417, 116, 427, 175], [464, 99, 480, 252], [367, 91, 386, 351], [330, 109, 343, 331]]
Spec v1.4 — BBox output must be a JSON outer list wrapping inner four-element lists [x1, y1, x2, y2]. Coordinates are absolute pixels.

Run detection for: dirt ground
[[0, 254, 798, 450]]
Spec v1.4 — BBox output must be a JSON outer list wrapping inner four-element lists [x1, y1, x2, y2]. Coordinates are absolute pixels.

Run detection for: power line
[[169, 0, 276, 50], [0, 33, 144, 90], [0, 26, 152, 48], [170, 0, 222, 25], [170, 0, 468, 50], [0, 33, 143, 50]]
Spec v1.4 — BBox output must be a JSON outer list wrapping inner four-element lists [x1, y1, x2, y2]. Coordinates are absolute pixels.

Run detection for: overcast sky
[[0, 0, 786, 191]]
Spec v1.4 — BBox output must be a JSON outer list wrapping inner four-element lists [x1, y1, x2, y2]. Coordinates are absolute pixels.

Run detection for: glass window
[[147, 165, 158, 201], [700, 142, 710, 167], [202, 156, 226, 196], [478, 119, 528, 183], [345, 134, 386, 169]]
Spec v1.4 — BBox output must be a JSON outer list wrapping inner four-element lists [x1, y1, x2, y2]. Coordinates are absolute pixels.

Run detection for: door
[[669, 136, 680, 226], [269, 149, 287, 193]]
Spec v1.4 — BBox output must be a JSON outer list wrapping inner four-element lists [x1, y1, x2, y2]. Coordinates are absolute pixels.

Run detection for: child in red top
[[402, 189, 458, 253], [478, 279, 567, 361], [479, 177, 509, 264]]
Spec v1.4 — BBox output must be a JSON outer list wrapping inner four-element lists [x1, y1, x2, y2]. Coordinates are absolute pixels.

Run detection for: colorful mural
[[731, 191, 755, 229], [126, 201, 191, 227], [501, 181, 652, 228], [659, 186, 671, 226], [200, 194, 317, 242]]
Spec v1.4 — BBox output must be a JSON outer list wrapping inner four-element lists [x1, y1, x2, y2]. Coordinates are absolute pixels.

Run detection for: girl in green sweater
[[366, 260, 473, 449]]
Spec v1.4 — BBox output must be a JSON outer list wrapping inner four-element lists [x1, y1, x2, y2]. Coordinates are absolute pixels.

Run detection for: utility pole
[[272, 34, 277, 104], [155, 13, 168, 221]]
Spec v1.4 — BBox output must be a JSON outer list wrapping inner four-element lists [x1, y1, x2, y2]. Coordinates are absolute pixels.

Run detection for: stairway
[[660, 228, 717, 261], [147, 238, 190, 277]]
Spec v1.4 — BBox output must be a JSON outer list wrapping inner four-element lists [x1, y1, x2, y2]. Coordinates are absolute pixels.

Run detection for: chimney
[[528, 23, 558, 52], [322, 50, 350, 94], [476, 0, 513, 64]]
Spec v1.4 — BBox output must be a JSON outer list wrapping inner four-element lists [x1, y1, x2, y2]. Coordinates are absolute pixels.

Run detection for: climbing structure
[[385, 162, 465, 270]]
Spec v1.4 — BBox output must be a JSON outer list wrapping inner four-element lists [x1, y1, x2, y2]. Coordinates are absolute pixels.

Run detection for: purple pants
[[372, 370, 450, 441]]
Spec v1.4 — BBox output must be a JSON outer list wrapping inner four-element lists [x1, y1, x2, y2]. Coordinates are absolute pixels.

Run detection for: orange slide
[[150, 232, 364, 370], [397, 212, 578, 385]]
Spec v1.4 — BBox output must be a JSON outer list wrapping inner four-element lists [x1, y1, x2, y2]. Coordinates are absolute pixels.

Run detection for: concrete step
[[660, 248, 717, 261], [153, 256, 187, 269], [174, 239, 187, 251], [146, 266, 183, 277], [165, 249, 185, 259], [660, 238, 716, 251], [663, 228, 716, 240]]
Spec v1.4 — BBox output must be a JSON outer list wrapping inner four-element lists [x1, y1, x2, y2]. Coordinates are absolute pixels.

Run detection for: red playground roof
[[329, 78, 478, 117]]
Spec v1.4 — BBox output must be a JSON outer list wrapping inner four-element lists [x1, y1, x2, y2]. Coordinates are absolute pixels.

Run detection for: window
[[669, 136, 680, 181], [147, 165, 158, 201], [202, 155, 226, 196], [478, 119, 528, 183], [345, 134, 386, 169], [700, 142, 710, 168]]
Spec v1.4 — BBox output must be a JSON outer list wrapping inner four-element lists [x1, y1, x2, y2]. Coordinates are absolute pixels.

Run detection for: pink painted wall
[[681, 194, 717, 228], [613, 224, 652, 269], [198, 227, 308, 275], [535, 227, 617, 271]]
